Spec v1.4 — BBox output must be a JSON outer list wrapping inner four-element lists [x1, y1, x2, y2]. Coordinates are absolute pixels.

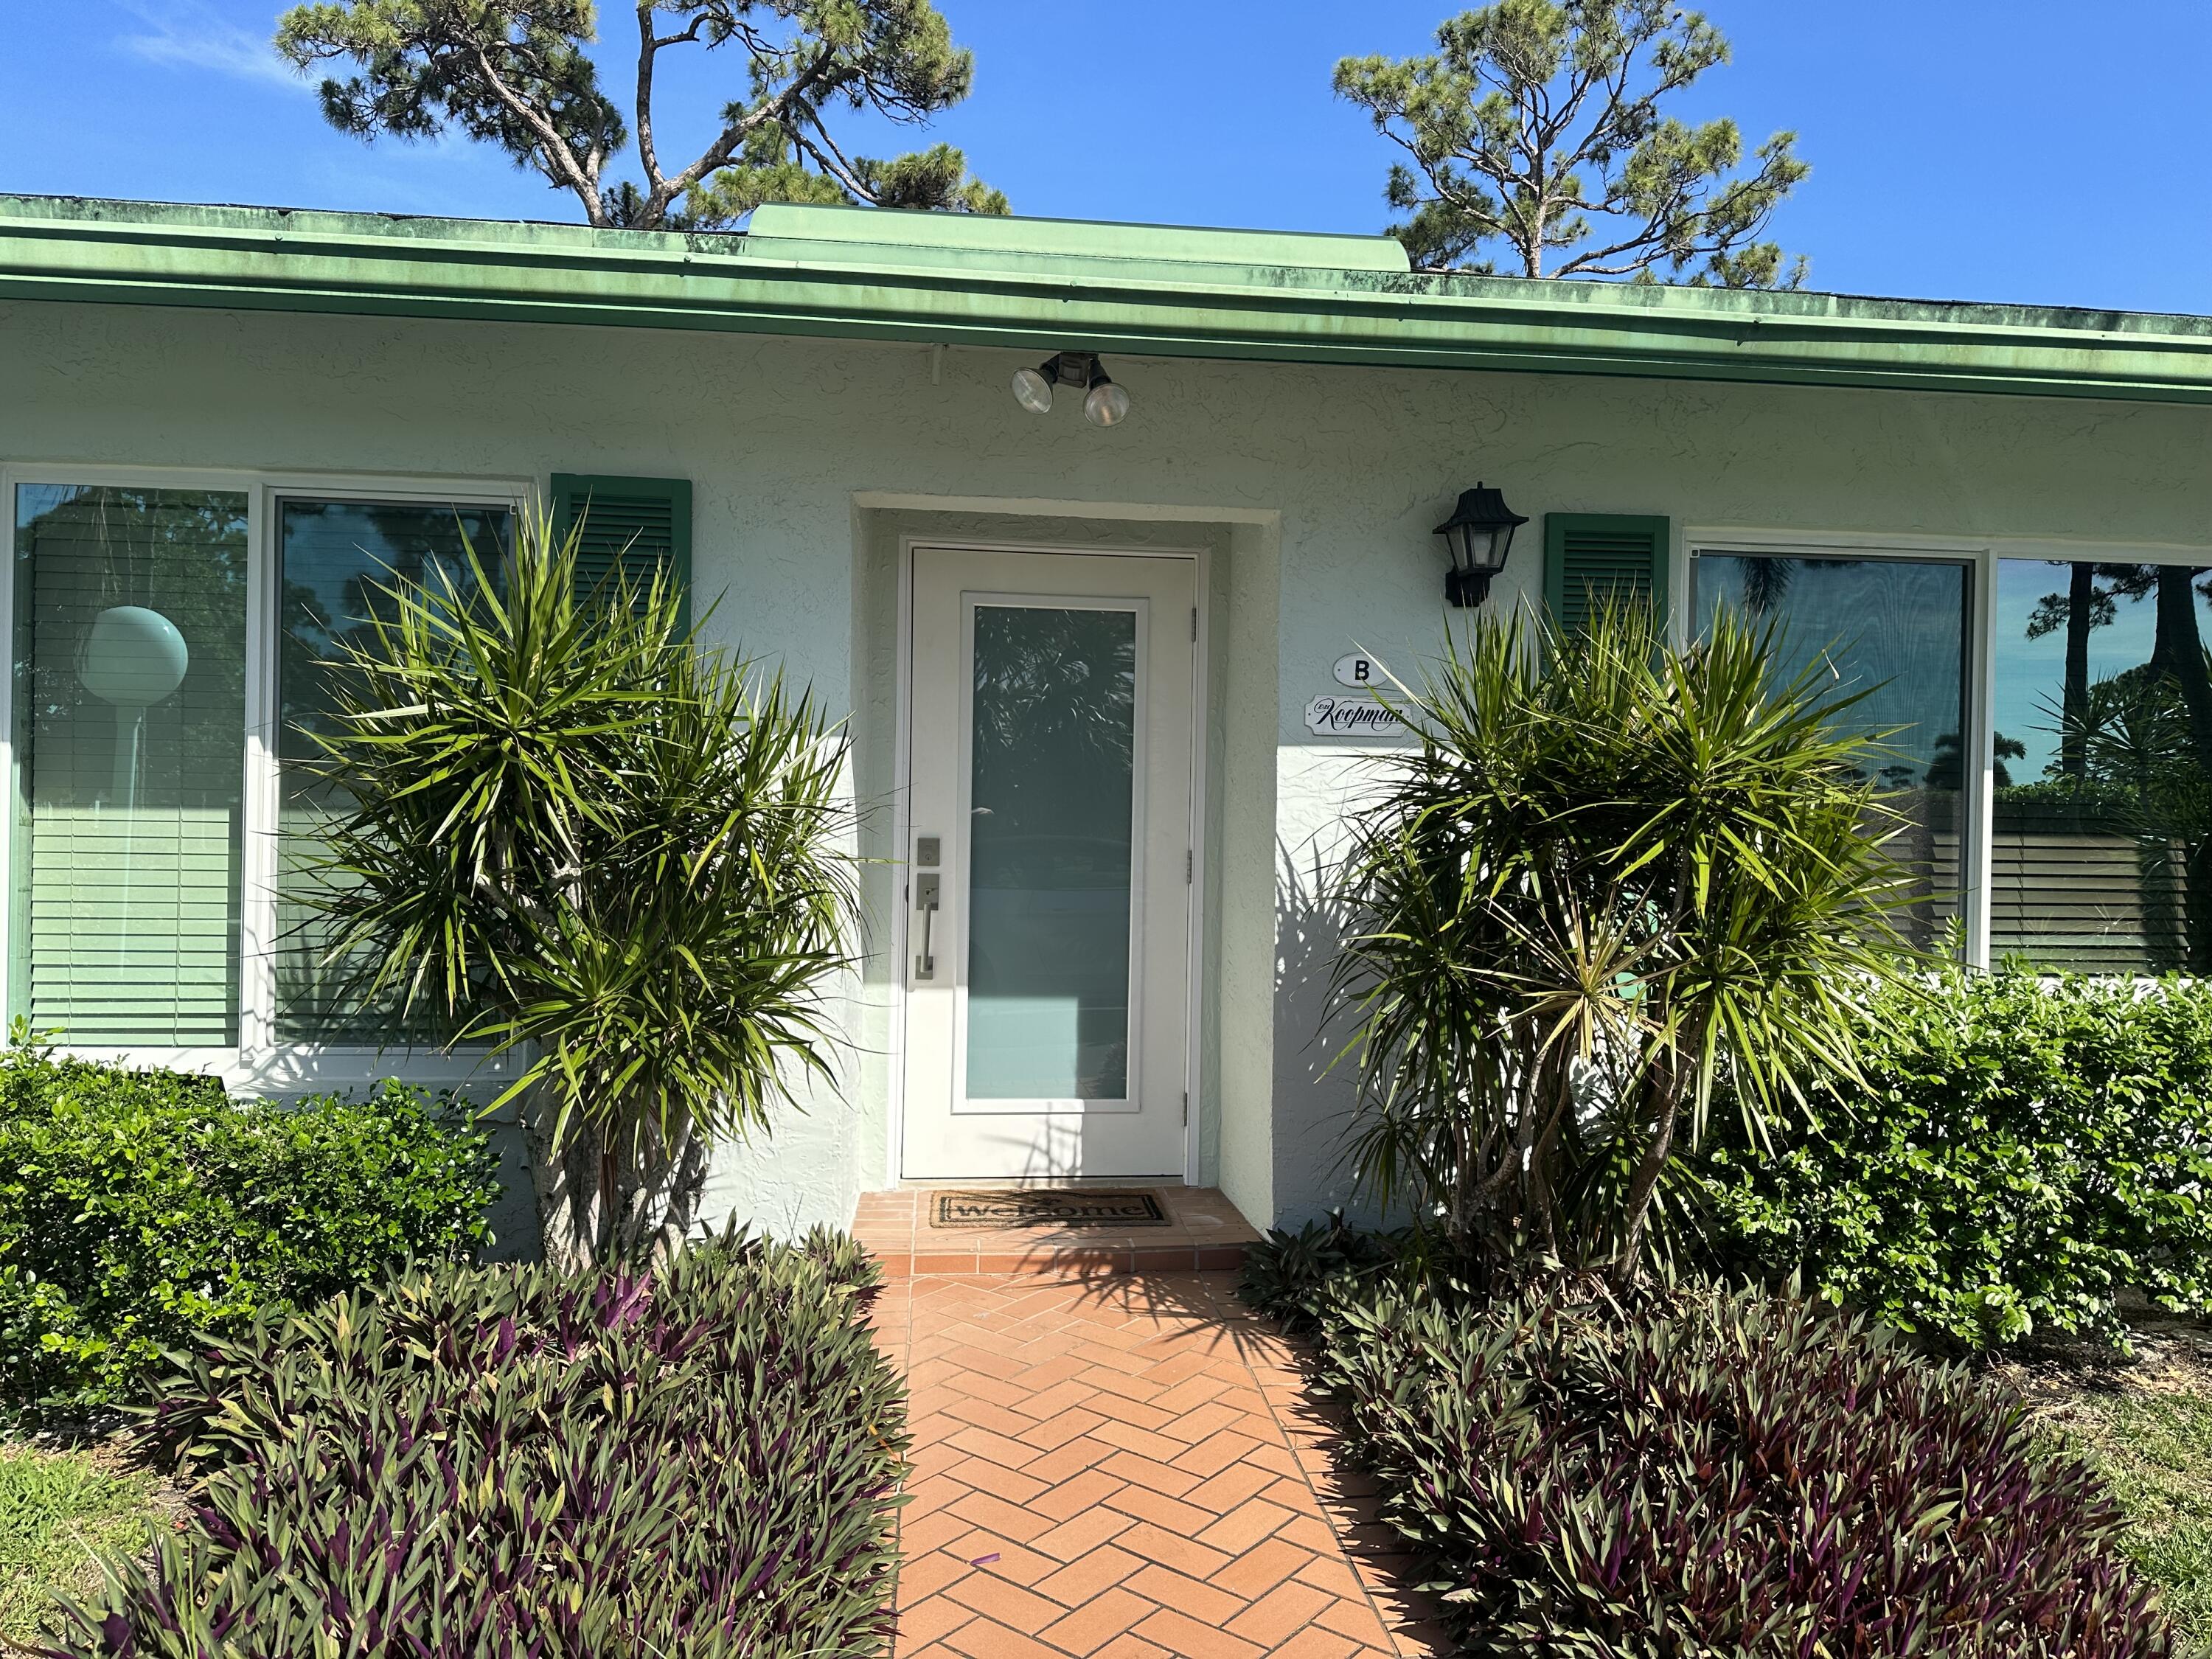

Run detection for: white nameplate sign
[[1305, 694, 1411, 737]]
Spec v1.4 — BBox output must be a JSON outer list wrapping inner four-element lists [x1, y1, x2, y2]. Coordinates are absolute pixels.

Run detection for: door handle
[[914, 873, 941, 981]]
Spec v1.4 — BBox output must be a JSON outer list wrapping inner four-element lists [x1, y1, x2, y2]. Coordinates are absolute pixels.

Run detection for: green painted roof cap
[[742, 202, 1412, 274]]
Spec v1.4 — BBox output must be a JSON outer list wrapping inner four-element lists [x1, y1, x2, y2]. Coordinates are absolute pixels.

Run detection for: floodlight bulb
[[1012, 366, 1054, 414]]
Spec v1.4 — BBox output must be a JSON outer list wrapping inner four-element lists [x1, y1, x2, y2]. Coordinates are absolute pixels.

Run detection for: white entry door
[[900, 546, 1197, 1180]]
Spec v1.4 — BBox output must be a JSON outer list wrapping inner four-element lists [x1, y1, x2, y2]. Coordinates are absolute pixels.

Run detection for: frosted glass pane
[[965, 605, 1135, 1099], [12, 485, 249, 1046], [276, 499, 510, 1042]]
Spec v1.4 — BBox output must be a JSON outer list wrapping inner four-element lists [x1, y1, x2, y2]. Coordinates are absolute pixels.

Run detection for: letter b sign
[[1332, 653, 1379, 689]]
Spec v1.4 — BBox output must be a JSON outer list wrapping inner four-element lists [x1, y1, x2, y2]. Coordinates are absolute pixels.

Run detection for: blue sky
[[4, 1, 2209, 314]]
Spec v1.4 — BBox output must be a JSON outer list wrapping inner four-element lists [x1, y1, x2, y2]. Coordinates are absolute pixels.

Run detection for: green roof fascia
[[742, 201, 1415, 276], [8, 195, 2212, 405]]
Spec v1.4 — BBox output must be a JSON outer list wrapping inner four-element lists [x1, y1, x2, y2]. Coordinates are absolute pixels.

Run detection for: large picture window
[[276, 498, 511, 1040], [1992, 559, 2212, 973], [7, 475, 519, 1061], [1692, 551, 1972, 951], [10, 486, 249, 1046]]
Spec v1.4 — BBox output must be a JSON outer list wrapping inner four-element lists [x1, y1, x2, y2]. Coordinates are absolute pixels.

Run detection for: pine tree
[[275, 0, 1005, 231], [1336, 0, 1806, 283]]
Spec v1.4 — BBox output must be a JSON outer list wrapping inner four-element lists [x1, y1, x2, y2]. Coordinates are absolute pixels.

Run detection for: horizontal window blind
[[13, 486, 249, 1046]]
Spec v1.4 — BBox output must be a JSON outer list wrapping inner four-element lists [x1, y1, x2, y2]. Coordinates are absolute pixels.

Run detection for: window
[[1692, 552, 1972, 951], [6, 474, 521, 1059], [275, 498, 511, 1040], [1992, 559, 2212, 973], [10, 486, 250, 1046]]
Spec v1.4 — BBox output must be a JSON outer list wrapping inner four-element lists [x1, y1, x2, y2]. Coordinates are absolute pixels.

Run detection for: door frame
[[889, 534, 1211, 1186]]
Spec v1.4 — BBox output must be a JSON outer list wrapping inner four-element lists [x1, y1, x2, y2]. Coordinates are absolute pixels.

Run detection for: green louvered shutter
[[1543, 513, 1671, 634], [549, 473, 692, 626]]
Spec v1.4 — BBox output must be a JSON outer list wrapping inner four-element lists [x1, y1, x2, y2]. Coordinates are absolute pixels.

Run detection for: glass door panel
[[964, 603, 1138, 1101]]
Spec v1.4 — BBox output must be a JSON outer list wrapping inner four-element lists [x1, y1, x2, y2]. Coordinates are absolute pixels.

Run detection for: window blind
[[12, 486, 249, 1046]]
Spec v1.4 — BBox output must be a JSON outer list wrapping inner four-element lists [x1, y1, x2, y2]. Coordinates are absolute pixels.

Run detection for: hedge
[[1698, 967, 2212, 1348], [0, 1043, 498, 1416]]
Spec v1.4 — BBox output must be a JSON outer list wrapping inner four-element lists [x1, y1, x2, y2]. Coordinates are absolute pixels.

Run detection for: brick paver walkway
[[870, 1271, 1450, 1659]]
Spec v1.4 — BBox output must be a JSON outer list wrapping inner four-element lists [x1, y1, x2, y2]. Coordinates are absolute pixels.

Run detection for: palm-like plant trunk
[[1612, 1060, 1683, 1289], [524, 1094, 605, 1273]]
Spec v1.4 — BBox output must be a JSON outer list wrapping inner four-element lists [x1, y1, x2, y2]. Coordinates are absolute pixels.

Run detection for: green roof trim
[[745, 202, 1414, 274], [7, 194, 2212, 404]]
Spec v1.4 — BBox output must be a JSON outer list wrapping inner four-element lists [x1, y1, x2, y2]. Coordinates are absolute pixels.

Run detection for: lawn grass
[[2051, 1385, 2212, 1655], [0, 1442, 159, 1651], [2012, 1330, 2212, 1656]]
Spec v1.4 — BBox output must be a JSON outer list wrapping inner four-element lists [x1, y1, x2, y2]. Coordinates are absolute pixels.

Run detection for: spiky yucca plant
[[301, 511, 857, 1264], [1334, 602, 1915, 1284]]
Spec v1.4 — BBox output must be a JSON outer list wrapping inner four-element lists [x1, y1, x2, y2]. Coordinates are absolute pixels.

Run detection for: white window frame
[[1680, 524, 2212, 973], [1, 463, 534, 1094]]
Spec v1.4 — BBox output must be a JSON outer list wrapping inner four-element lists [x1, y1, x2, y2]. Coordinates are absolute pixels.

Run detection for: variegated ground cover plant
[[1245, 1234, 2174, 1657], [38, 1227, 905, 1659]]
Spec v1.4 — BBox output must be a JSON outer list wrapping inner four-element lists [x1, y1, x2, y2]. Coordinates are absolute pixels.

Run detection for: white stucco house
[[5, 193, 2212, 1246]]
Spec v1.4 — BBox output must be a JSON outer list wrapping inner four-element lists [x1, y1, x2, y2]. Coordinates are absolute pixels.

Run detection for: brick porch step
[[854, 1186, 1263, 1278]]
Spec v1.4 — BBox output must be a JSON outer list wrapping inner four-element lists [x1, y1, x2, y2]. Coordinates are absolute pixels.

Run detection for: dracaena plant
[[299, 511, 858, 1265], [1332, 601, 1917, 1286]]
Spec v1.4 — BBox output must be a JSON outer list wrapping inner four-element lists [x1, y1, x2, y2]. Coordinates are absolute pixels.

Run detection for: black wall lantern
[[1433, 484, 1529, 608]]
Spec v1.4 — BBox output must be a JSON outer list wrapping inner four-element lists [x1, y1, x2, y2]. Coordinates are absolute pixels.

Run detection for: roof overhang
[[7, 195, 2212, 406]]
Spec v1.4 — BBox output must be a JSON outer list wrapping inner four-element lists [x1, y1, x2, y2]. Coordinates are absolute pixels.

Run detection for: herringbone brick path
[[869, 1272, 1451, 1658]]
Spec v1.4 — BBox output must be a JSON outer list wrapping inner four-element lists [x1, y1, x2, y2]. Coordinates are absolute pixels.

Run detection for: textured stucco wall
[[6, 296, 2212, 1237]]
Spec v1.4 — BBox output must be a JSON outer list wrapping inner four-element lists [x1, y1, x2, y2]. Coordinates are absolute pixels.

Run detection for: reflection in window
[[11, 485, 249, 1045], [1693, 553, 1970, 950], [965, 604, 1137, 1100], [276, 500, 510, 1042], [1993, 560, 2212, 973]]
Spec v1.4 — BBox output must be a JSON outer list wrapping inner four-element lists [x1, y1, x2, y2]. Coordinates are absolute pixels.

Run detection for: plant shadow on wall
[[1328, 602, 1915, 1287], [299, 512, 858, 1268]]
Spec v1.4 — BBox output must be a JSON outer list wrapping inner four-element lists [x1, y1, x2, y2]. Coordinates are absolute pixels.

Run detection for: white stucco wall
[[6, 296, 2211, 1239]]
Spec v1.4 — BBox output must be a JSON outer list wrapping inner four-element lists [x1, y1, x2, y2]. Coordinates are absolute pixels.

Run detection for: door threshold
[[852, 1185, 1259, 1279], [889, 1175, 1190, 1187]]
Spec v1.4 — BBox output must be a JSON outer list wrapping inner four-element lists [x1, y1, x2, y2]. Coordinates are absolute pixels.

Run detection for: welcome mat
[[930, 1189, 1169, 1229]]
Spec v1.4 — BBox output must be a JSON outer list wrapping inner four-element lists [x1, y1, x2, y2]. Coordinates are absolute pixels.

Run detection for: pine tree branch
[[787, 122, 877, 201], [647, 41, 843, 222], [634, 2, 670, 198], [464, 40, 604, 222]]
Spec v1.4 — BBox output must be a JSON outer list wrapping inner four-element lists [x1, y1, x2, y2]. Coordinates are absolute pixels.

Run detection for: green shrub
[[0, 1044, 498, 1416], [1243, 1231, 2174, 1657], [1697, 967, 2212, 1349], [44, 1228, 905, 1659]]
